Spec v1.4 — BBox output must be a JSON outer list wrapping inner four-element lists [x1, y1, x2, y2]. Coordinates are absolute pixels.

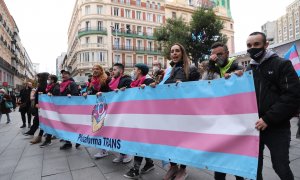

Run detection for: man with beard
[[19, 82, 33, 128]]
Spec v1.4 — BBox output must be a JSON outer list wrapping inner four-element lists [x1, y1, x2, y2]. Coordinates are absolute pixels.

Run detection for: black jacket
[[48, 83, 60, 96], [117, 75, 132, 89], [60, 80, 79, 96], [247, 51, 300, 129], [19, 87, 32, 112], [164, 61, 200, 84]]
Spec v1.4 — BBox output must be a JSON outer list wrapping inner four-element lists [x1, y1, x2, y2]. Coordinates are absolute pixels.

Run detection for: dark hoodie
[[247, 50, 300, 129]]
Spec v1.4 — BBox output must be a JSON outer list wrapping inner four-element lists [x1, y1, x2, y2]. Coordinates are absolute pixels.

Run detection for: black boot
[[20, 124, 26, 128]]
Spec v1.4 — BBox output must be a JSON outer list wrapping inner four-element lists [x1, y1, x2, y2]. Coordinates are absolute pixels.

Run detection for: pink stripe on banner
[[290, 51, 299, 60], [107, 92, 257, 115], [39, 102, 94, 115], [294, 63, 300, 71], [40, 117, 259, 157]]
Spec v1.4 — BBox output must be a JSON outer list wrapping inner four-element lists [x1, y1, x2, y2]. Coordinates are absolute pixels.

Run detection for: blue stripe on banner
[[297, 70, 300, 77], [40, 123, 258, 179], [39, 72, 255, 105]]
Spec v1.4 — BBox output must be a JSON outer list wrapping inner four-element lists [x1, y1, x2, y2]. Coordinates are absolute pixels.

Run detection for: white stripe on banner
[[40, 109, 258, 136], [291, 57, 300, 65]]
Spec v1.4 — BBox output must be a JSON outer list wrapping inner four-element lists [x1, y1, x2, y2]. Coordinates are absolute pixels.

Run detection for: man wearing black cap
[[59, 70, 81, 150], [124, 63, 155, 179], [130, 63, 154, 87]]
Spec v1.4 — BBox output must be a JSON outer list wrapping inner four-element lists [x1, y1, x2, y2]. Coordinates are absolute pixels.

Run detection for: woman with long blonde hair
[[87, 64, 110, 94]]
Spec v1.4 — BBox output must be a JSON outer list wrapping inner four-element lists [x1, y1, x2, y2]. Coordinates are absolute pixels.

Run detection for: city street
[[0, 110, 299, 180]]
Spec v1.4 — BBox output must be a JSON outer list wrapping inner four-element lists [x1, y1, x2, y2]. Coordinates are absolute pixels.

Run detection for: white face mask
[[47, 80, 51, 84], [130, 71, 137, 80], [153, 66, 159, 73]]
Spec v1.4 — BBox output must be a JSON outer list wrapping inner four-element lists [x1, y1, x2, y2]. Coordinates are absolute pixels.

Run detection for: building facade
[[65, 0, 234, 79], [0, 0, 36, 90], [262, 0, 300, 44]]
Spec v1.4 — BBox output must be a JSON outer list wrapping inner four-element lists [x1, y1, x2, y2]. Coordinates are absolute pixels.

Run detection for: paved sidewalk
[[0, 111, 299, 180]]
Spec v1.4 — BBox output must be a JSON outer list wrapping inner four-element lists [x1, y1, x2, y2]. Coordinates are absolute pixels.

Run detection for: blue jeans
[[257, 128, 294, 180]]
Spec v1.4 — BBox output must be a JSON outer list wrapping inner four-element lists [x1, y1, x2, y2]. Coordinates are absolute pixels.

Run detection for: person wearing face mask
[[203, 42, 243, 80], [39, 75, 60, 148], [0, 89, 12, 124], [152, 61, 165, 84], [246, 32, 300, 180]]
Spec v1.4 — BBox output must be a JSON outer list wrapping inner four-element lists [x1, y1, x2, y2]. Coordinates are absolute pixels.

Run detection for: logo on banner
[[91, 96, 107, 133]]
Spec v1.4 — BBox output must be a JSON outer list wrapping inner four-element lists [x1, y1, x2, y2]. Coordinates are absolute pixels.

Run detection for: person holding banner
[[246, 32, 300, 180], [108, 63, 133, 164], [123, 63, 155, 179], [59, 70, 81, 150], [82, 64, 111, 157], [158, 43, 199, 180]]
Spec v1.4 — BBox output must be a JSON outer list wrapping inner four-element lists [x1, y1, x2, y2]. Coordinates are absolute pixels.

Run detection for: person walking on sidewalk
[[246, 32, 300, 180], [39, 75, 60, 148], [0, 89, 12, 124], [19, 82, 32, 128], [29, 72, 49, 144], [123, 63, 156, 179], [83, 64, 111, 157]]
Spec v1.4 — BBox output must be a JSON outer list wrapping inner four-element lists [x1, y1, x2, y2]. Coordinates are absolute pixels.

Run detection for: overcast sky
[[5, 0, 296, 72]]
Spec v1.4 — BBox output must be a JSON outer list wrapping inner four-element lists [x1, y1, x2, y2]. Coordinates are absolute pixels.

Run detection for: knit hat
[[135, 63, 149, 76]]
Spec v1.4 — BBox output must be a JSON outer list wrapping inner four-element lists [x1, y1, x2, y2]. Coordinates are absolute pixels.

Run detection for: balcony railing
[[78, 27, 107, 38], [112, 45, 162, 55], [79, 43, 107, 50], [76, 61, 108, 70], [112, 30, 155, 40]]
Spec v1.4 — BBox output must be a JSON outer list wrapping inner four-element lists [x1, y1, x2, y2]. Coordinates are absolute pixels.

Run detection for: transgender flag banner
[[284, 43, 300, 76], [39, 72, 259, 179]]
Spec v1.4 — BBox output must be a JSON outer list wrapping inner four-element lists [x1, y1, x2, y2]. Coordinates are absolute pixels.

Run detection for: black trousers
[[133, 156, 153, 169], [257, 128, 294, 180], [21, 110, 31, 125], [27, 116, 39, 134], [214, 172, 244, 180]]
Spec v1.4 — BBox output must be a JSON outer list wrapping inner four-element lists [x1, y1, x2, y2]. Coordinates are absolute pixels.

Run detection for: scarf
[[46, 83, 55, 93], [90, 77, 101, 92], [109, 76, 122, 90], [130, 76, 146, 88], [60, 80, 72, 93]]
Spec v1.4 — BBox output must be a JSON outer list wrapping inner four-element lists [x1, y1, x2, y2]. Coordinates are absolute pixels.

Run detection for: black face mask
[[88, 79, 91, 83], [247, 48, 265, 62], [216, 56, 227, 67]]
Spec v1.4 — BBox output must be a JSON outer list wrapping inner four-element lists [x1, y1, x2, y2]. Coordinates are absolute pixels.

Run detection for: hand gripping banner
[[39, 72, 259, 179]]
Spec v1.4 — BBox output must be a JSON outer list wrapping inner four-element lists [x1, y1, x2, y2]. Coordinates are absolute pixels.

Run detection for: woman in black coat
[[0, 89, 12, 124]]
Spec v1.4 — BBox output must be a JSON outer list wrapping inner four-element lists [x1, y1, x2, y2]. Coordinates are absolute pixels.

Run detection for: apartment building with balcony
[[0, 0, 36, 89], [65, 0, 167, 79], [65, 0, 235, 79]]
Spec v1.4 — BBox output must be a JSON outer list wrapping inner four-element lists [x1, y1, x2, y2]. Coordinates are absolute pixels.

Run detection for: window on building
[[126, 24, 131, 33], [136, 0, 141, 6], [114, 7, 119, 16], [126, 0, 130, 5], [97, 36, 103, 44], [158, 57, 164, 67], [152, 2, 155, 9], [97, 52, 105, 62], [137, 40, 143, 50], [125, 55, 133, 67], [157, 15, 162, 23], [137, 26, 142, 35], [146, 1, 150, 8], [172, 12, 176, 19], [126, 39, 131, 50], [114, 23, 120, 31], [85, 37, 90, 44], [157, 3, 161, 10], [148, 41, 153, 51], [125, 9, 131, 18], [97, 21, 103, 30], [147, 57, 153, 67], [84, 52, 90, 62], [120, 0, 124, 3], [85, 5, 90, 15], [136, 11, 141, 20], [85, 21, 90, 30], [147, 27, 153, 36], [137, 56, 144, 64], [147, 13, 152, 21], [97, 5, 103, 14], [114, 54, 121, 63]]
